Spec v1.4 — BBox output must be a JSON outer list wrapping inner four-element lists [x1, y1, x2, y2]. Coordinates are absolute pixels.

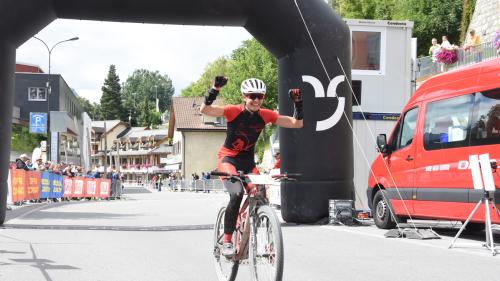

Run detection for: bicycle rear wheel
[[213, 206, 239, 281], [250, 205, 284, 281]]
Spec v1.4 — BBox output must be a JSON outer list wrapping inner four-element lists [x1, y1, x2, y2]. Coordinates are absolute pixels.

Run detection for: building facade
[[14, 64, 87, 166]]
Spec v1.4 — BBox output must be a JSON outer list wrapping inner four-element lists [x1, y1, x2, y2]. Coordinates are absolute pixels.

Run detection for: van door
[[384, 107, 419, 215], [413, 94, 475, 219]]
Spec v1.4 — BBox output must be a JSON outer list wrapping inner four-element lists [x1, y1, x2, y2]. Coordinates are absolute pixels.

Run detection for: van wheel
[[373, 190, 396, 229]]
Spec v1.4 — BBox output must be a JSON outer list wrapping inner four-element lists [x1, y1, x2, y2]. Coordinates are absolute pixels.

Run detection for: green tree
[[122, 69, 175, 126], [332, 0, 396, 20], [11, 124, 46, 153], [136, 96, 162, 128], [459, 0, 476, 43], [100, 65, 124, 120], [393, 0, 462, 56], [182, 57, 232, 97], [76, 96, 102, 120], [331, 0, 464, 56], [182, 38, 278, 162], [222, 39, 278, 111]]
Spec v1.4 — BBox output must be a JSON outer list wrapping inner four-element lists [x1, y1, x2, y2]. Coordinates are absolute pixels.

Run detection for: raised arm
[[200, 76, 228, 117], [275, 88, 303, 128]]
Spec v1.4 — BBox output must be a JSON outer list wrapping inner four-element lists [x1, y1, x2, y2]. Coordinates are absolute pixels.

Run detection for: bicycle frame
[[231, 178, 263, 261]]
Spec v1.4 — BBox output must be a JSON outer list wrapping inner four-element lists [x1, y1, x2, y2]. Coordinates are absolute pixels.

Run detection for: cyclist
[[200, 76, 303, 257]]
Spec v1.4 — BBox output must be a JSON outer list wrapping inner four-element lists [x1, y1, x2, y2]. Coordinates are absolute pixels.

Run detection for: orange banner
[[26, 171, 41, 200], [10, 169, 27, 203]]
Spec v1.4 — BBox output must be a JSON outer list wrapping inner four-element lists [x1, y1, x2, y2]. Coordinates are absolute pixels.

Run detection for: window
[[173, 141, 181, 155], [424, 94, 474, 150], [399, 107, 419, 149], [470, 88, 500, 145], [215, 116, 227, 126], [28, 87, 47, 101], [351, 28, 386, 75], [388, 107, 419, 152]]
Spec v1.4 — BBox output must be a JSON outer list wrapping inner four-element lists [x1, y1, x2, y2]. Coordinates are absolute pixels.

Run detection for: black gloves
[[214, 76, 228, 88], [204, 76, 228, 105], [289, 89, 303, 120], [204, 88, 218, 105]]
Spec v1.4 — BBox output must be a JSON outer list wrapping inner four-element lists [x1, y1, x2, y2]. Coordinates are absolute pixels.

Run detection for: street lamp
[[33, 36, 79, 163]]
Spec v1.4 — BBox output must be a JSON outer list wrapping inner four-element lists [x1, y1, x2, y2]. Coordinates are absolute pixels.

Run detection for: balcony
[[416, 40, 499, 83]]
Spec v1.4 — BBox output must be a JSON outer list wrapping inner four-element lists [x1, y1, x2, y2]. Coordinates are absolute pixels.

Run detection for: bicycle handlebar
[[210, 171, 301, 181]]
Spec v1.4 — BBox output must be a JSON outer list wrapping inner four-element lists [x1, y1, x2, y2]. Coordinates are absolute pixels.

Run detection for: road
[[1, 187, 500, 281]]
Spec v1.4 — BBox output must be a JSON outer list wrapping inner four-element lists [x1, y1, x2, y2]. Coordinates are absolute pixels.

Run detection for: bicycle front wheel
[[250, 205, 284, 281], [213, 206, 239, 281]]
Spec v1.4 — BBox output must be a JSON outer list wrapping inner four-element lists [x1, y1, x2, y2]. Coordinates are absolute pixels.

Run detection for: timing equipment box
[[329, 199, 354, 225]]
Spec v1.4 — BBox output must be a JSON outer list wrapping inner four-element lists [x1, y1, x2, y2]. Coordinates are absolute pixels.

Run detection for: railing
[[124, 179, 226, 193], [416, 40, 499, 81]]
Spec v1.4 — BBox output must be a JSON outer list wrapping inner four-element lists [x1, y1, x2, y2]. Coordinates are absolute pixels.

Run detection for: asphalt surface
[[1, 187, 500, 281]]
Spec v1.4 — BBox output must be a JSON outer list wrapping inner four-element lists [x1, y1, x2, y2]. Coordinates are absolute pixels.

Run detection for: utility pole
[[103, 121, 108, 179]]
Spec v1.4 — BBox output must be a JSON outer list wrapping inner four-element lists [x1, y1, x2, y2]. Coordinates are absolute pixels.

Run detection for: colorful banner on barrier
[[26, 171, 41, 200], [40, 172, 52, 199], [10, 169, 26, 203], [50, 173, 64, 198], [85, 179, 97, 197], [99, 179, 111, 198], [73, 177, 85, 197], [8, 170, 112, 202], [63, 177, 73, 198]]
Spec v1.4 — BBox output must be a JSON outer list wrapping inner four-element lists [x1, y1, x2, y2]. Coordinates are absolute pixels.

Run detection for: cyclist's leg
[[217, 161, 244, 243]]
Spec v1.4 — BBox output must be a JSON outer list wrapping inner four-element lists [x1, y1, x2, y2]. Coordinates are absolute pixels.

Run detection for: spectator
[[273, 152, 281, 169], [428, 38, 441, 73], [15, 154, 30, 171], [35, 158, 43, 170], [441, 35, 452, 50], [158, 174, 163, 192], [464, 29, 482, 62], [25, 159, 36, 171]]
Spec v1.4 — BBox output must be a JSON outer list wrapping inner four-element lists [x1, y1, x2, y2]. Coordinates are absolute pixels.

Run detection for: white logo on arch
[[302, 75, 345, 131]]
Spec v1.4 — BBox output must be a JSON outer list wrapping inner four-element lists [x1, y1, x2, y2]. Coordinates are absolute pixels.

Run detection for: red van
[[367, 58, 500, 229]]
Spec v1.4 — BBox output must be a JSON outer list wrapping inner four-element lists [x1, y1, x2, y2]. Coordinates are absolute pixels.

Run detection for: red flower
[[436, 49, 458, 64]]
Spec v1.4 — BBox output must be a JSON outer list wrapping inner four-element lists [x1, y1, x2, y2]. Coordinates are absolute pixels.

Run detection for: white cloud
[[16, 19, 252, 103]]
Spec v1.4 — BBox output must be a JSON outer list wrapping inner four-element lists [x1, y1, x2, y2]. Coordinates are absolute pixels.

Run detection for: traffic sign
[[29, 112, 47, 134]]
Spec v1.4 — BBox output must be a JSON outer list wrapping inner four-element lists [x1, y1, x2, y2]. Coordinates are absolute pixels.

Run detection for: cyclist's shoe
[[221, 242, 235, 257]]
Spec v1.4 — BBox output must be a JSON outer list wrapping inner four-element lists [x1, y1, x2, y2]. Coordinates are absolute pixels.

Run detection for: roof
[[119, 127, 167, 141], [92, 120, 121, 130], [171, 97, 227, 131]]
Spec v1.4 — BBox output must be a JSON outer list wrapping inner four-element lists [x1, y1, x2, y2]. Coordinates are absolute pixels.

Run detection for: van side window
[[470, 88, 500, 145], [424, 94, 474, 150], [398, 107, 419, 149], [388, 107, 418, 152]]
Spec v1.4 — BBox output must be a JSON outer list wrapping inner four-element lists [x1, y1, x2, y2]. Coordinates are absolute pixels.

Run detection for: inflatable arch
[[0, 0, 353, 224]]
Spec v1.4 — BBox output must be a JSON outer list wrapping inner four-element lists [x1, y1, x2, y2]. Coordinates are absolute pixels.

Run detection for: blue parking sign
[[30, 112, 47, 134]]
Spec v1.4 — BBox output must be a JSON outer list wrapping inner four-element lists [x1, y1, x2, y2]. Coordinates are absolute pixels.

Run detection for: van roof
[[408, 58, 500, 107]]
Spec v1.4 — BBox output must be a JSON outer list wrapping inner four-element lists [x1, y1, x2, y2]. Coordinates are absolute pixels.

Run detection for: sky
[[16, 19, 253, 103]]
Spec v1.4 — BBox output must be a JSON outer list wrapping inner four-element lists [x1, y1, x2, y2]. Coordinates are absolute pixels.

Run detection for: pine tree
[[100, 65, 124, 120]]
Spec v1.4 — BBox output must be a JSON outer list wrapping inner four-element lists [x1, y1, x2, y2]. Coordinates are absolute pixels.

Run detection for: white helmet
[[240, 78, 266, 94]]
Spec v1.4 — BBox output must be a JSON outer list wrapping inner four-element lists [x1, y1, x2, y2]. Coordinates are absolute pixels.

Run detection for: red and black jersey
[[218, 104, 278, 166]]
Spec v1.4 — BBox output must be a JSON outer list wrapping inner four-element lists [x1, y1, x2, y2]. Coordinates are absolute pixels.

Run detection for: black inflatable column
[[0, 43, 15, 224], [279, 6, 354, 223]]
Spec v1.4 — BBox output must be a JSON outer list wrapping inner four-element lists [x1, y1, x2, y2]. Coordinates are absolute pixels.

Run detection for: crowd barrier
[[10, 169, 112, 203]]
